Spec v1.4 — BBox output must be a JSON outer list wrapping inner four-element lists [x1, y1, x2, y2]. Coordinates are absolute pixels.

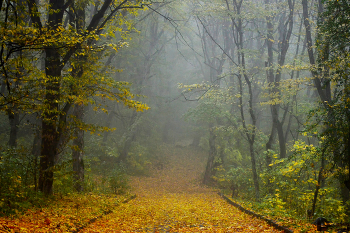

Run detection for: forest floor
[[0, 146, 316, 232], [80, 147, 286, 232]]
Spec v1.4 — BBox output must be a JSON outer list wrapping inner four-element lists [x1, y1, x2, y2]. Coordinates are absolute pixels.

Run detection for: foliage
[[125, 143, 153, 176], [0, 1, 150, 115], [222, 167, 254, 197], [0, 193, 130, 232], [182, 84, 232, 125], [259, 140, 347, 222], [0, 0, 151, 196], [177, 0, 350, 225], [302, 0, 350, 217], [1, 0, 350, 229], [0, 147, 42, 216], [0, 146, 291, 232], [108, 167, 129, 195]]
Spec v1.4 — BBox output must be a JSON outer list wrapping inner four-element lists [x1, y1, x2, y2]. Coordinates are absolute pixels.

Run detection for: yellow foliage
[[0, 147, 283, 232]]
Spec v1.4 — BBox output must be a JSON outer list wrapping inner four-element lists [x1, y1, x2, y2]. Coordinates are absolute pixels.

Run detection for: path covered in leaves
[[0, 147, 285, 232], [81, 147, 283, 232]]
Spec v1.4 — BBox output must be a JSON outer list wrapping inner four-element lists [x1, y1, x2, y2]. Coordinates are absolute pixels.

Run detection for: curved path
[[81, 147, 283, 232]]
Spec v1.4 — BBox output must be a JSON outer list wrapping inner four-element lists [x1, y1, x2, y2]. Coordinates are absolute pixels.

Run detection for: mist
[[1, 0, 349, 231]]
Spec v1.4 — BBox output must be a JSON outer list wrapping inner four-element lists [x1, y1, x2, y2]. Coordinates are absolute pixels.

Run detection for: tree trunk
[[118, 133, 135, 163], [8, 110, 19, 147], [311, 153, 325, 217], [35, 0, 64, 195], [265, 0, 294, 158], [249, 141, 259, 200], [346, 124, 350, 192], [39, 47, 61, 195], [26, 0, 135, 195], [72, 103, 84, 192], [31, 124, 41, 191], [276, 120, 286, 158], [264, 0, 294, 159], [203, 125, 216, 186], [39, 127, 58, 195], [265, 126, 276, 194], [117, 112, 139, 163], [224, 0, 260, 200], [302, 0, 350, 203], [70, 1, 87, 192]]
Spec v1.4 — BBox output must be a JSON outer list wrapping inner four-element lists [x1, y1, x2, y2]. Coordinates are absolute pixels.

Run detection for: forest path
[[81, 147, 283, 232]]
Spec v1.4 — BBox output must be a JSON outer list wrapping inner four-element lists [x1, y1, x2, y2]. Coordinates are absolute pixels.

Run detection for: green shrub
[[108, 167, 129, 195], [0, 147, 45, 216], [126, 143, 152, 176]]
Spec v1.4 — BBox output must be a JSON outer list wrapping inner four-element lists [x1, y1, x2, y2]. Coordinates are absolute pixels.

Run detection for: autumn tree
[[305, 0, 350, 209], [0, 0, 31, 148], [0, 0, 150, 195], [195, 16, 228, 186], [181, 0, 264, 199], [264, 0, 294, 160]]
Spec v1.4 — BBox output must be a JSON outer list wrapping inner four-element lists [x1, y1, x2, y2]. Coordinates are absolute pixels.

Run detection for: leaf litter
[[0, 147, 285, 232], [82, 148, 284, 232]]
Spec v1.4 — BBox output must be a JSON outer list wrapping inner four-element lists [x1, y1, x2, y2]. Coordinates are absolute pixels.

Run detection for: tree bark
[[311, 153, 325, 217], [346, 116, 350, 192], [70, 1, 87, 193], [72, 103, 85, 192], [31, 124, 41, 191], [39, 47, 61, 195], [302, 0, 329, 105], [8, 110, 19, 147], [32, 0, 64, 195], [203, 125, 216, 185]]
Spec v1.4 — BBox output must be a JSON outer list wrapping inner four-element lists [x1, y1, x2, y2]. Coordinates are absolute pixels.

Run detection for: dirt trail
[[130, 147, 210, 196], [82, 147, 283, 232]]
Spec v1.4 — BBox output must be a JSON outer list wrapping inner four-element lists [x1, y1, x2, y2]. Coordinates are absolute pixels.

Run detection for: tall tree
[[309, 0, 350, 206], [264, 0, 295, 159], [7, 0, 150, 195], [224, 0, 261, 200], [195, 15, 228, 185]]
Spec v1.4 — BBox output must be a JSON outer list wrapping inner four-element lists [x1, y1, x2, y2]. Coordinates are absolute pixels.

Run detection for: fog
[[1, 0, 349, 224]]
